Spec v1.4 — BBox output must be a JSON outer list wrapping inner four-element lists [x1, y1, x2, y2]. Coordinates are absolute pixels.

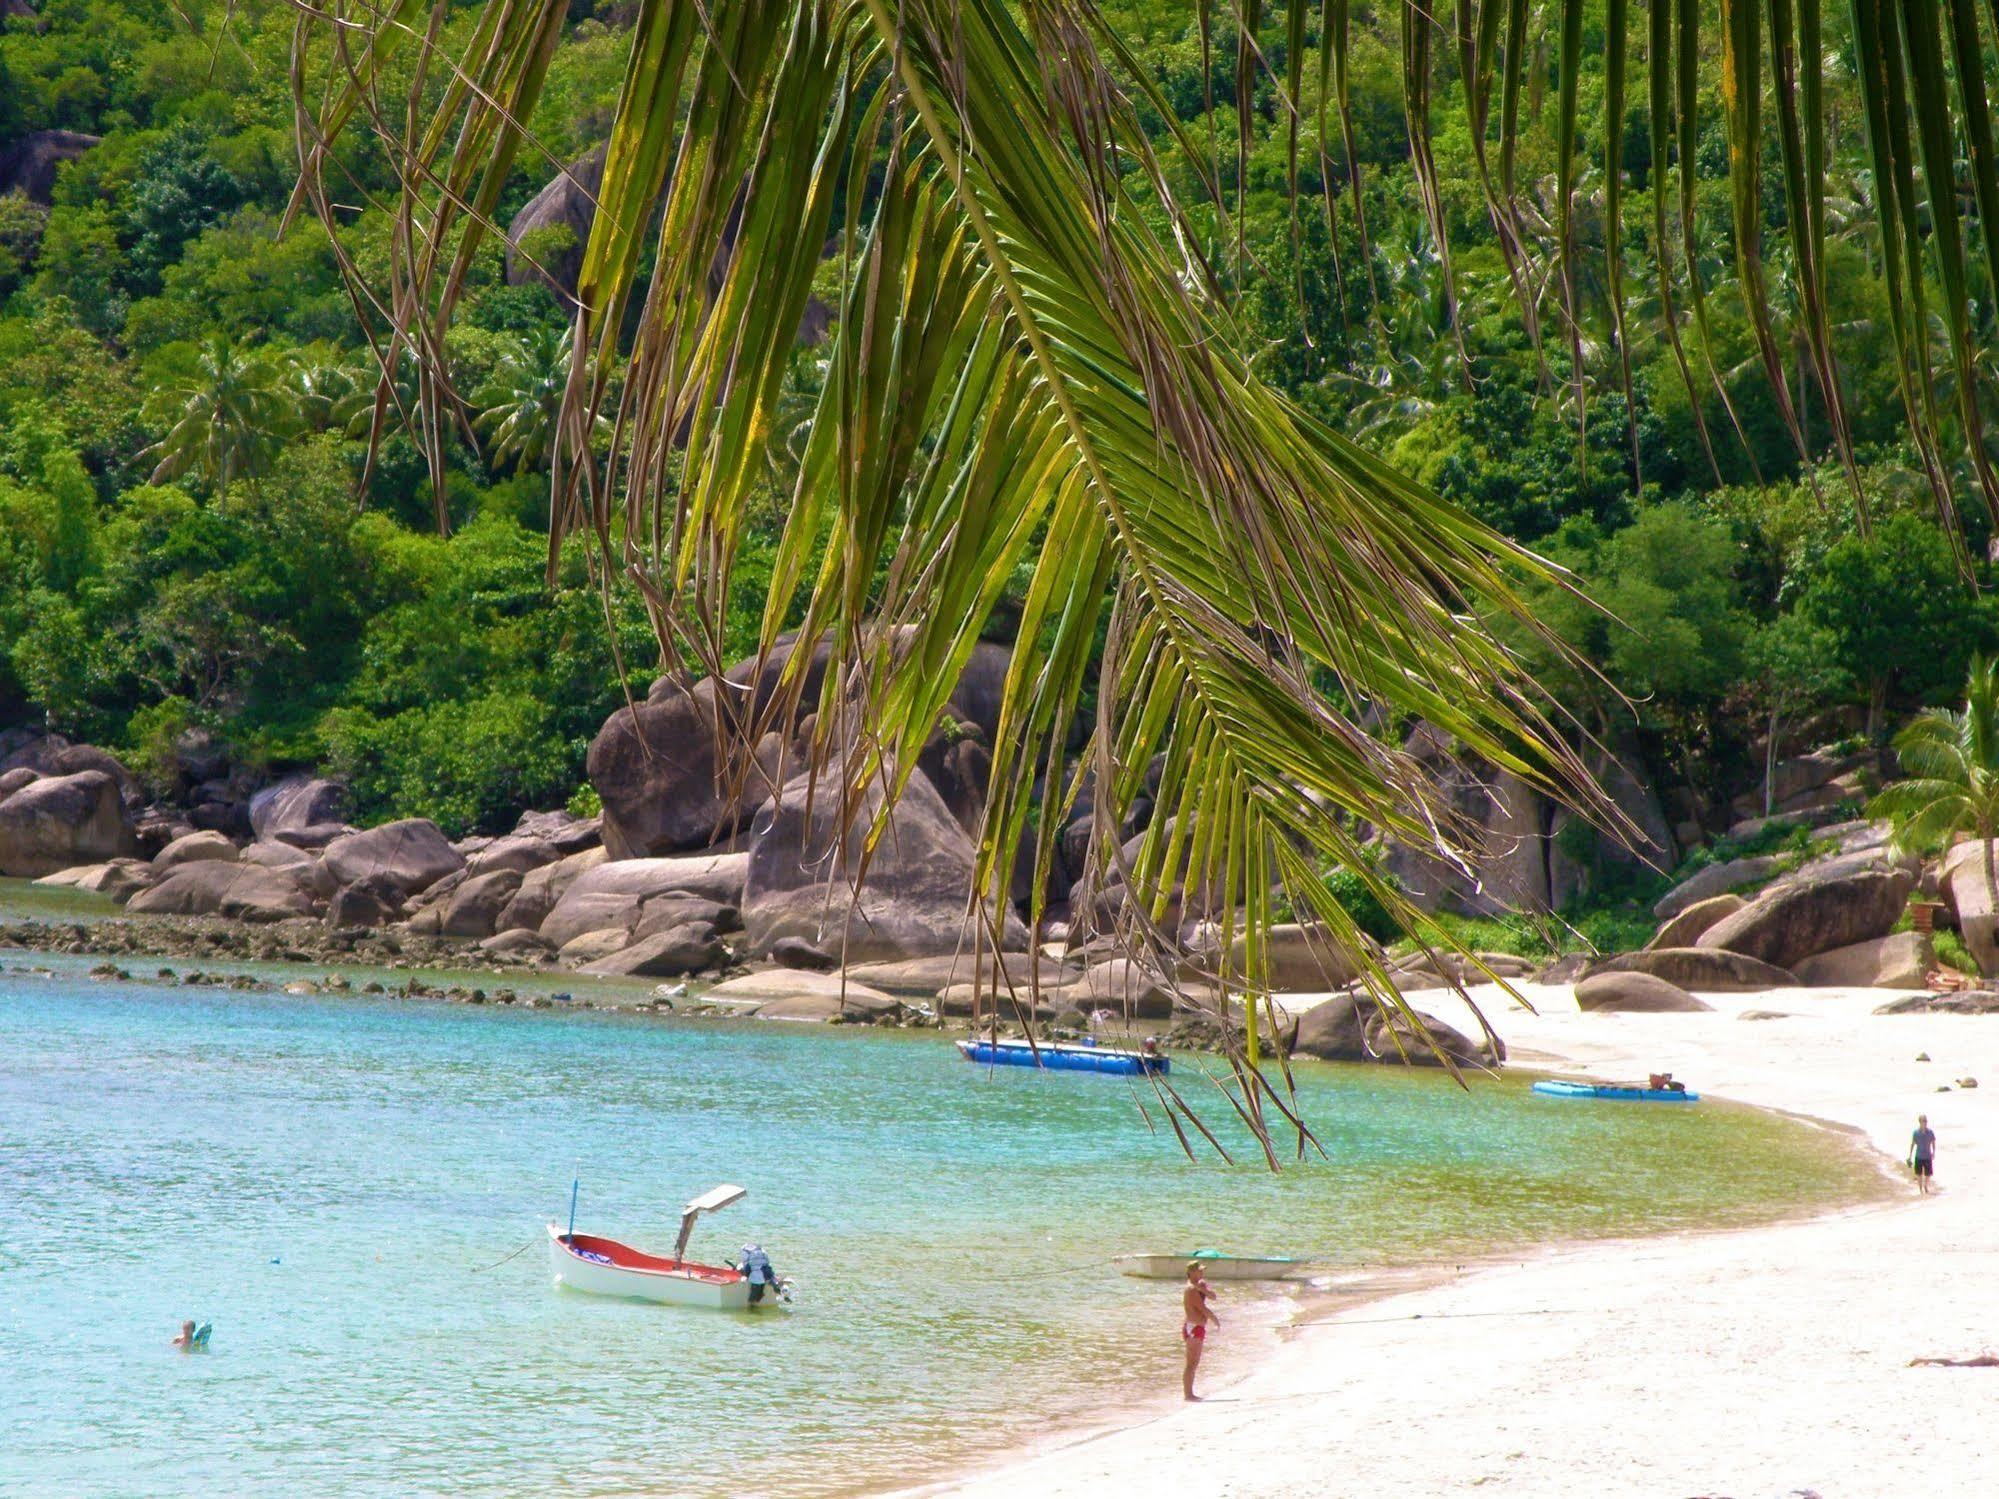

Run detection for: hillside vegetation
[[3, 0, 1997, 851]]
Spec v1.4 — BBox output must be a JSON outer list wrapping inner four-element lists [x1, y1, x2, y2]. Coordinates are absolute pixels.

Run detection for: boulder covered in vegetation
[[587, 675, 787, 859], [0, 770, 138, 877], [1695, 867, 1914, 970], [0, 129, 99, 203], [741, 762, 1025, 963], [1574, 972, 1712, 1012], [1647, 893, 1746, 950], [321, 818, 463, 897], [503, 144, 605, 294], [1793, 932, 1928, 989], [1584, 947, 1798, 992]]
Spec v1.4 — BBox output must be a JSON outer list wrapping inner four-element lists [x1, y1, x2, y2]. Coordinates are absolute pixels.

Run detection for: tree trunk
[[1866, 677, 1889, 743], [1984, 829, 1998, 978], [1764, 708, 1785, 817]]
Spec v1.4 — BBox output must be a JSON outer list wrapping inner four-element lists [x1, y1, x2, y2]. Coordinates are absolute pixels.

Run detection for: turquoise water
[[3, 967, 1872, 1498]]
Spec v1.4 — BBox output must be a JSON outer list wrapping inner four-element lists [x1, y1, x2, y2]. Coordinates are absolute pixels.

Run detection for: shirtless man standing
[[1181, 1262, 1220, 1400]]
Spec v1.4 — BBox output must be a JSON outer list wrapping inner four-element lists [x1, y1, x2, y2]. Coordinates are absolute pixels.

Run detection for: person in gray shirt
[[1908, 1115, 1938, 1194]]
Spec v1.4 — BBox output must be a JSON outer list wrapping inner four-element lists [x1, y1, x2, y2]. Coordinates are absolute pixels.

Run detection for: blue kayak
[[956, 1038, 1168, 1076], [1532, 1079, 1698, 1103]]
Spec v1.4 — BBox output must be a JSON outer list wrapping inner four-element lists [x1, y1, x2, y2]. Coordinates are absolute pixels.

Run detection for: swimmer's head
[[1186, 1262, 1204, 1282]]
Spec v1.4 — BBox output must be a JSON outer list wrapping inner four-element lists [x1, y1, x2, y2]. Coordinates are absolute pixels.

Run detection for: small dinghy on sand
[[1532, 1078, 1699, 1103], [549, 1183, 788, 1310], [956, 1037, 1168, 1076], [1114, 1248, 1312, 1281]]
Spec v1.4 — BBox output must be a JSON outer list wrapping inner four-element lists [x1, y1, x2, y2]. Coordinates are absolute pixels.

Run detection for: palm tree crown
[[1869, 656, 1999, 972]]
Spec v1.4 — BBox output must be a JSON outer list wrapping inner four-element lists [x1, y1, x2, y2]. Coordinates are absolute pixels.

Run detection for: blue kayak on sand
[[1532, 1078, 1698, 1103], [956, 1038, 1168, 1076]]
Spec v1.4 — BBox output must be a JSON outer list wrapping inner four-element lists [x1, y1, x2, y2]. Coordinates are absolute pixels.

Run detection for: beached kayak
[[1532, 1079, 1699, 1103], [1113, 1250, 1310, 1281], [955, 1037, 1168, 1075]]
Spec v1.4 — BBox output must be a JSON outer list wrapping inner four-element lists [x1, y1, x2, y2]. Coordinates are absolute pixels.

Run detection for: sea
[[0, 960, 1877, 1497]]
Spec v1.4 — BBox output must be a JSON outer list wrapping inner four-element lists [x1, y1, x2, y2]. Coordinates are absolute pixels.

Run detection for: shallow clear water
[[3, 967, 1873, 1498]]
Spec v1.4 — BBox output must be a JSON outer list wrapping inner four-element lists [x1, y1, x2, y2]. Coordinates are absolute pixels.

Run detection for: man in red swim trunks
[[1181, 1261, 1220, 1400]]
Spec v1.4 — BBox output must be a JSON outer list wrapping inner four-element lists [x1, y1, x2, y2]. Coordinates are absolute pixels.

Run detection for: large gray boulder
[[845, 950, 1073, 998], [463, 834, 560, 880], [742, 763, 1025, 962], [1291, 994, 1501, 1065], [439, 869, 527, 939], [127, 861, 318, 922], [576, 922, 727, 978], [1653, 856, 1786, 920], [1941, 841, 1998, 973], [249, 776, 351, 840], [587, 675, 787, 859], [1648, 893, 1745, 950], [1183, 921, 1367, 992], [1574, 971, 1713, 1012], [321, 819, 463, 896], [1584, 947, 1798, 992], [1695, 867, 1914, 970], [498, 846, 609, 933], [0, 770, 137, 876], [326, 877, 404, 929], [538, 853, 750, 948], [511, 808, 602, 854], [1793, 932, 1928, 990], [153, 829, 239, 872]]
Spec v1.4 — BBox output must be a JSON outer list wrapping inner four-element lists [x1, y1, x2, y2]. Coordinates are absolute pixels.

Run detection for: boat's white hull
[[1113, 1253, 1310, 1282], [547, 1226, 752, 1309]]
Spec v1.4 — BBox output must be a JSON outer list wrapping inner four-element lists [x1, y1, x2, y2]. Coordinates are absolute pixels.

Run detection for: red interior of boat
[[561, 1233, 743, 1282]]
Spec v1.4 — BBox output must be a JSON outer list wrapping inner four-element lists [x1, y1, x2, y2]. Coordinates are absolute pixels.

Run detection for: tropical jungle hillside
[[5, 0, 1999, 947]]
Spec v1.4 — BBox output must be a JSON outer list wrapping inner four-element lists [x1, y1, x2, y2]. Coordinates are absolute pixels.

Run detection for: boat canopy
[[673, 1183, 746, 1262]]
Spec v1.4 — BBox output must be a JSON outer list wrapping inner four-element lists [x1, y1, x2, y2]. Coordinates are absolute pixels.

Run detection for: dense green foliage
[[4, 0, 1997, 853]]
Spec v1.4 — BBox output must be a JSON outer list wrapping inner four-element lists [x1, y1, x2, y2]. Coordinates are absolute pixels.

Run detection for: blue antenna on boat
[[567, 1177, 579, 1239]]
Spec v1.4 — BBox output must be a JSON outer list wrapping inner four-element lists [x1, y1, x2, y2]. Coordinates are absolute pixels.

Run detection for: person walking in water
[[1909, 1114, 1938, 1194], [1181, 1261, 1220, 1401]]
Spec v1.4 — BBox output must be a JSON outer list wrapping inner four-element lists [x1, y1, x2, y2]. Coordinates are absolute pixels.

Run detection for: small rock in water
[[1957, 1076, 1979, 1089], [362, 981, 386, 994], [1937, 1084, 1953, 1092], [283, 981, 319, 996], [1916, 1052, 1931, 1062]]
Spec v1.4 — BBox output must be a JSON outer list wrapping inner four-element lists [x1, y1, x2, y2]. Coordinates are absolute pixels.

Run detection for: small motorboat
[[956, 1037, 1168, 1076], [549, 1183, 783, 1310], [1114, 1248, 1311, 1281], [1532, 1078, 1699, 1103]]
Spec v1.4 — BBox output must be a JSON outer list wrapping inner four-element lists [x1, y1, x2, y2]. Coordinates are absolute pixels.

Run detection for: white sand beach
[[923, 983, 1999, 1498]]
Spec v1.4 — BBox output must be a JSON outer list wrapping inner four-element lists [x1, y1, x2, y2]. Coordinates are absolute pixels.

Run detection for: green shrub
[[321, 689, 582, 837], [566, 782, 603, 818]]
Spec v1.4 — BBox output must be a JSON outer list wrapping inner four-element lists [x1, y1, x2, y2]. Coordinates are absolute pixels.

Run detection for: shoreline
[[912, 981, 1999, 1498]]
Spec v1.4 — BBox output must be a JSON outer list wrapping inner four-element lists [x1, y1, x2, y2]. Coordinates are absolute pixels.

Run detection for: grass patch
[[1392, 905, 1658, 962]]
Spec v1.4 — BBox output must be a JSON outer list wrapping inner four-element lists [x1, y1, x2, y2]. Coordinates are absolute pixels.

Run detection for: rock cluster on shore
[[4, 679, 1991, 1059]]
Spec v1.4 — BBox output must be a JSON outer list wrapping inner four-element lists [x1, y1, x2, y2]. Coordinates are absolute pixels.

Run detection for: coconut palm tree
[[475, 326, 607, 473], [1870, 656, 1999, 973], [142, 334, 294, 491]]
